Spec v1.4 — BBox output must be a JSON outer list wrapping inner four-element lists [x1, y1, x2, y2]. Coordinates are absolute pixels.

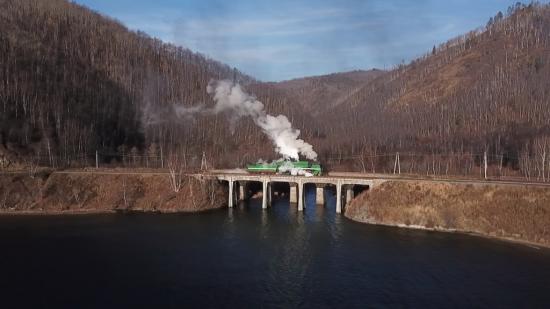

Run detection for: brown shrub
[[346, 181, 550, 247]]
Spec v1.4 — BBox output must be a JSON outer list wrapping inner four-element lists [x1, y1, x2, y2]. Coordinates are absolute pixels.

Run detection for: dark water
[[1, 195, 550, 308]]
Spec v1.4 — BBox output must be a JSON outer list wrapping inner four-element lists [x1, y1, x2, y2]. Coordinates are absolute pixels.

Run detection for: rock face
[[0, 171, 226, 213], [345, 181, 550, 247]]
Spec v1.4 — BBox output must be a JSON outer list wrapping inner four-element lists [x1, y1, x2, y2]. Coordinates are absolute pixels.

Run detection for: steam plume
[[175, 80, 317, 161], [278, 160, 314, 177]]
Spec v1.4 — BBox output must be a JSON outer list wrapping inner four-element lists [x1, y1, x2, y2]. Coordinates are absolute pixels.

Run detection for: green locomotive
[[246, 161, 322, 176]]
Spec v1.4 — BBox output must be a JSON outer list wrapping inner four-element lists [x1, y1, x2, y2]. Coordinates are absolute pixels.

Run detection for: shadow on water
[[0, 188, 549, 308]]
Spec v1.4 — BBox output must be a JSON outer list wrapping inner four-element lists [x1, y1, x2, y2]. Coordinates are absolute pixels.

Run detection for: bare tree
[[167, 153, 185, 193], [26, 158, 39, 179], [534, 136, 550, 182], [519, 143, 533, 180], [3, 0, 550, 182], [0, 155, 10, 170]]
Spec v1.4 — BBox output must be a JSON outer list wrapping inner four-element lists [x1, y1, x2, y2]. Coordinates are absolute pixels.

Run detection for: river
[[0, 195, 549, 308]]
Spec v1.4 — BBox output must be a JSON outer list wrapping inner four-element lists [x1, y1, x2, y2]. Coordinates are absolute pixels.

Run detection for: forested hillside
[[268, 69, 383, 116], [307, 3, 550, 179], [0, 0, 316, 169], [2, 0, 550, 180]]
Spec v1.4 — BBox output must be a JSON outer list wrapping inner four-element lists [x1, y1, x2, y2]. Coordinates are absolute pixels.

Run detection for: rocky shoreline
[[4, 170, 550, 248]]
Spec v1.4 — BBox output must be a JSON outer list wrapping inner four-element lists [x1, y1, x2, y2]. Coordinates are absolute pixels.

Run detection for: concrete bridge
[[203, 172, 386, 213]]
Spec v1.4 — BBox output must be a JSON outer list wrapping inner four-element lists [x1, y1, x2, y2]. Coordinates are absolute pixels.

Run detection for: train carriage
[[246, 161, 322, 176]]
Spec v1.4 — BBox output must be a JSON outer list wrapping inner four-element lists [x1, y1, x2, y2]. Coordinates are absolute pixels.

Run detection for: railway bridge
[[201, 172, 387, 213]]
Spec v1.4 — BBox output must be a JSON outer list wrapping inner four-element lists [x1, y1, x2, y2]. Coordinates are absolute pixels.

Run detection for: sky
[[73, 0, 520, 81]]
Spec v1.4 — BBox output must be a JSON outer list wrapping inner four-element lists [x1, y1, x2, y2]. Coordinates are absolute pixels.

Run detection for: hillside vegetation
[[2, 1, 550, 180], [313, 3, 550, 178], [345, 180, 550, 247], [0, 0, 314, 169], [0, 171, 225, 213], [268, 69, 384, 116]]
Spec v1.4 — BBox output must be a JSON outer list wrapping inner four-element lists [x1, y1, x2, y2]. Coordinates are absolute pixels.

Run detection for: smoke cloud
[[278, 160, 314, 177], [174, 80, 317, 161]]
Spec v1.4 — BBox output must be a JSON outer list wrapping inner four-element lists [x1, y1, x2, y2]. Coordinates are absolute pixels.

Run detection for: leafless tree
[[167, 153, 185, 193], [534, 136, 550, 182], [26, 158, 39, 179], [3, 0, 550, 182]]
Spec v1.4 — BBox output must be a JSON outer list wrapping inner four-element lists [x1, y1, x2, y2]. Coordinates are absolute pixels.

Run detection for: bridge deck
[[195, 170, 550, 214], [198, 172, 379, 214], [202, 172, 379, 186]]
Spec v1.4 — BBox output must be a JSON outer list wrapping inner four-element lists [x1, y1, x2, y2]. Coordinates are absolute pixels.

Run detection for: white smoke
[[174, 105, 204, 120], [278, 160, 314, 177], [175, 80, 318, 161], [256, 159, 269, 165]]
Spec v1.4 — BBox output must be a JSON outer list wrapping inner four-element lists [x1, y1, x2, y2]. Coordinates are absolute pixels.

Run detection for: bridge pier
[[346, 187, 354, 206], [238, 182, 245, 201], [336, 182, 342, 213], [297, 181, 304, 211], [234, 182, 240, 202], [214, 173, 377, 214], [262, 180, 268, 209], [290, 185, 297, 203], [316, 186, 324, 205], [228, 179, 234, 208], [268, 182, 272, 206]]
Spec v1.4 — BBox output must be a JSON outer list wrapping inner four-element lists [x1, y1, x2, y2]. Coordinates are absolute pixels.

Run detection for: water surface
[[0, 196, 549, 308]]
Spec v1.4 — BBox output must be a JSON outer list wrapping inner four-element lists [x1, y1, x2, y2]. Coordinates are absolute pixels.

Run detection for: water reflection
[[226, 207, 234, 223], [0, 194, 549, 308], [260, 207, 269, 239], [266, 199, 312, 304]]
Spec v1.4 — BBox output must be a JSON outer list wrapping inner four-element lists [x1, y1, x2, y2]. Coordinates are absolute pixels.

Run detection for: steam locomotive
[[246, 161, 322, 176]]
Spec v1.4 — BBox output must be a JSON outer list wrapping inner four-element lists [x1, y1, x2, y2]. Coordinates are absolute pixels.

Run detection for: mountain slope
[[314, 3, 550, 174], [0, 0, 316, 168], [2, 0, 550, 177], [268, 70, 383, 116]]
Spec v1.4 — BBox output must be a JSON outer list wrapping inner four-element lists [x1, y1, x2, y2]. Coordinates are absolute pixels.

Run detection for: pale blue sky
[[74, 0, 523, 81]]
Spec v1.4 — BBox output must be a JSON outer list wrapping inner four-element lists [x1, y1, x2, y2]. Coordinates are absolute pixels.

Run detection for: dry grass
[[0, 172, 226, 213], [346, 181, 550, 247]]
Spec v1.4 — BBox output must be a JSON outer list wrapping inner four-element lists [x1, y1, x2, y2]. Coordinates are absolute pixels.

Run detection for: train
[[246, 160, 322, 176]]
